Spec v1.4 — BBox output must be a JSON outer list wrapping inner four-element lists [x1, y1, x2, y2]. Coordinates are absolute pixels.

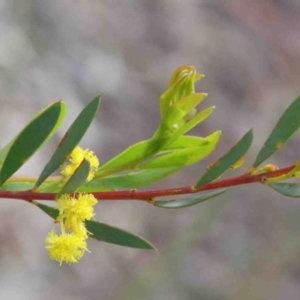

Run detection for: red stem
[[0, 164, 295, 202]]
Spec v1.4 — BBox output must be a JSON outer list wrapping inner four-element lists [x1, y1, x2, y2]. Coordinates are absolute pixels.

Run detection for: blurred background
[[1, 0, 300, 299]]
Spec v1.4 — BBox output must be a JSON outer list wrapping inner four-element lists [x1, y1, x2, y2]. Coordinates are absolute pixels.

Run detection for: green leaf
[[175, 106, 215, 135], [160, 66, 201, 117], [268, 182, 300, 198], [1, 180, 56, 192], [175, 93, 207, 112], [0, 101, 66, 186], [163, 93, 207, 128], [83, 167, 180, 190], [58, 159, 90, 196], [154, 102, 212, 140], [253, 96, 300, 167], [0, 181, 35, 191], [35, 96, 101, 188], [153, 189, 226, 208], [35, 202, 156, 250], [35, 202, 59, 219], [140, 131, 221, 169], [97, 137, 169, 176], [195, 129, 253, 188], [85, 221, 156, 250], [159, 106, 215, 144], [162, 136, 208, 151], [0, 140, 14, 166]]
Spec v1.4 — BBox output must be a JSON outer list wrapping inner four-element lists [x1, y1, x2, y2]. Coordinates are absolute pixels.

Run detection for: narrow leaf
[[82, 167, 180, 190], [0, 140, 14, 166], [163, 93, 207, 128], [85, 221, 156, 250], [253, 96, 300, 167], [35, 202, 156, 249], [269, 182, 300, 198], [195, 129, 253, 187], [35, 96, 101, 188], [175, 93, 207, 112], [153, 189, 226, 209], [97, 137, 169, 175], [162, 136, 208, 151], [35, 202, 59, 219], [140, 131, 221, 169], [58, 159, 90, 196], [0, 101, 66, 186], [0, 181, 35, 191], [154, 106, 214, 141], [1, 180, 55, 192], [168, 106, 215, 142]]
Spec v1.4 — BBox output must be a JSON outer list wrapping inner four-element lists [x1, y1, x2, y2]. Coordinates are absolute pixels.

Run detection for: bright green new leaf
[[34, 96, 101, 188], [154, 94, 208, 139], [169, 65, 201, 89], [253, 96, 300, 167], [163, 106, 215, 146], [0, 181, 35, 191], [162, 93, 207, 127], [196, 129, 253, 187], [58, 159, 90, 196], [153, 189, 226, 208], [268, 182, 300, 198], [0, 101, 66, 187], [83, 167, 180, 190], [35, 202, 156, 250], [1, 180, 56, 192], [140, 147, 207, 169], [162, 136, 208, 151], [140, 131, 221, 169], [97, 137, 169, 176], [175, 93, 207, 113], [160, 65, 203, 118], [175, 106, 215, 136], [160, 106, 186, 130]]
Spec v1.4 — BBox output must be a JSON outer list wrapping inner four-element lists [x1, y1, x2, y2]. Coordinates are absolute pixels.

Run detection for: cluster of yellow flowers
[[45, 146, 99, 265], [61, 146, 99, 182]]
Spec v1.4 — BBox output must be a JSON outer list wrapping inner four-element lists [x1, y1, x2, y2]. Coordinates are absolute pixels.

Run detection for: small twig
[[0, 164, 295, 202]]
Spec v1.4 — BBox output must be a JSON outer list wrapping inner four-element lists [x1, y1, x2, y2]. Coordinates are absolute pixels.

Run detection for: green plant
[[0, 65, 299, 264]]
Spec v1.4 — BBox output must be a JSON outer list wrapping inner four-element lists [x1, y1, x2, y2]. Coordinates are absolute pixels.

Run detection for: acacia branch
[[0, 164, 295, 202]]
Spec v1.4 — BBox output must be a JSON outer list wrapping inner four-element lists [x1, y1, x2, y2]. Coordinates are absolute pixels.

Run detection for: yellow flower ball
[[57, 193, 97, 236], [61, 146, 99, 182], [45, 230, 88, 265]]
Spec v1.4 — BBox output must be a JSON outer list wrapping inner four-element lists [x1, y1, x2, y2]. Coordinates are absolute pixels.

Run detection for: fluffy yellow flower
[[57, 193, 97, 236], [46, 192, 98, 264], [45, 230, 88, 265], [61, 146, 99, 182]]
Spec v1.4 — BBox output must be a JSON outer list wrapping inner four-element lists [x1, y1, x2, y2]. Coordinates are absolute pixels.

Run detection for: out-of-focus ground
[[1, 1, 300, 299]]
